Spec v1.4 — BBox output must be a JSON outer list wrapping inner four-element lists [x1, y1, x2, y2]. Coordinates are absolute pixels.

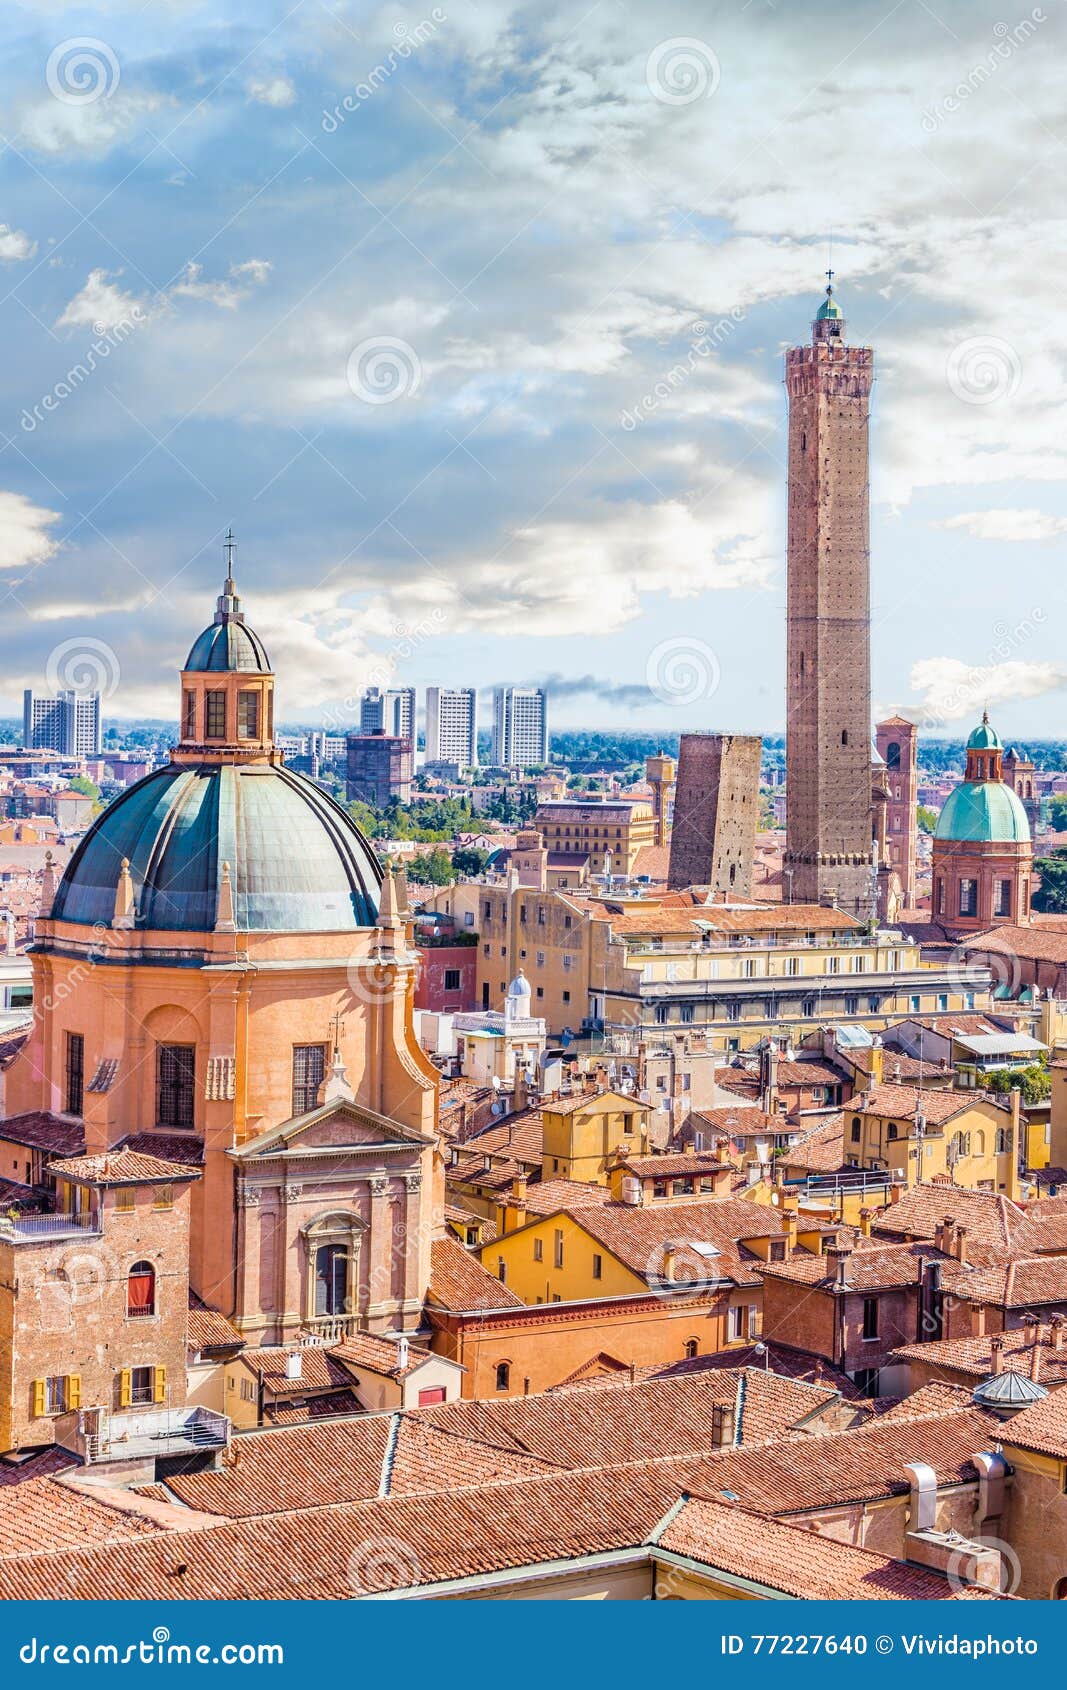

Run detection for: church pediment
[[231, 1098, 434, 1162]]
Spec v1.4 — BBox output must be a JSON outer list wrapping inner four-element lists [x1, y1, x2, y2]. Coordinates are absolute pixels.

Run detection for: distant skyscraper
[[23, 689, 102, 757], [346, 733, 413, 806], [360, 686, 415, 741], [491, 686, 548, 767], [784, 280, 875, 917], [425, 686, 477, 767]]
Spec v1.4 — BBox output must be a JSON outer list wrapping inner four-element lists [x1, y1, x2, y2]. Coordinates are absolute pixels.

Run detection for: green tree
[[451, 845, 489, 877], [1033, 851, 1067, 915], [1049, 794, 1067, 831], [68, 775, 101, 801], [916, 804, 937, 835], [983, 1063, 1051, 1105], [413, 847, 454, 886]]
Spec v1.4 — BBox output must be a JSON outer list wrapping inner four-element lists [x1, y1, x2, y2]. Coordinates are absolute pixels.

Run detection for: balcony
[[58, 1405, 230, 1466], [301, 1313, 360, 1344], [0, 1210, 100, 1244]]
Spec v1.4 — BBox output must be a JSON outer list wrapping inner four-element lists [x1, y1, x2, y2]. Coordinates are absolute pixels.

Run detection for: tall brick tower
[[784, 279, 875, 917]]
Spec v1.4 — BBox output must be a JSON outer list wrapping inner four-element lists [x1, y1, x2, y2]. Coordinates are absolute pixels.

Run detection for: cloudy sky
[[1, 0, 1065, 736]]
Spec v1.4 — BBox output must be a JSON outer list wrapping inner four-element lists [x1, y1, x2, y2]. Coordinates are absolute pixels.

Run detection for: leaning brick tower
[[783, 279, 875, 917]]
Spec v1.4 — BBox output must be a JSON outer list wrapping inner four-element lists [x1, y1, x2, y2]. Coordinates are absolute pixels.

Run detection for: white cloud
[[170, 259, 272, 310], [908, 656, 1067, 725], [19, 91, 165, 157], [0, 493, 61, 572], [56, 269, 148, 333], [0, 223, 36, 263], [247, 75, 296, 108], [938, 508, 1067, 543]]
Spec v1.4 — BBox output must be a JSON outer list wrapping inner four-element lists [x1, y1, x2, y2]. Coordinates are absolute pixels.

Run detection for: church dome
[[967, 714, 1002, 752], [934, 781, 1030, 845], [815, 287, 843, 320], [51, 763, 382, 932], [184, 618, 271, 674]]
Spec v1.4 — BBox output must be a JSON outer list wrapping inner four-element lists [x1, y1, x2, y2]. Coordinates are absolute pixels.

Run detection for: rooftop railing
[[0, 1209, 100, 1243]]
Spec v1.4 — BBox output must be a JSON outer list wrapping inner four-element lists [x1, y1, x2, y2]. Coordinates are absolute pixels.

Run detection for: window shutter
[[119, 1368, 132, 1408], [153, 1365, 166, 1403], [747, 1304, 758, 1339], [67, 1374, 82, 1410], [32, 1379, 45, 1417]]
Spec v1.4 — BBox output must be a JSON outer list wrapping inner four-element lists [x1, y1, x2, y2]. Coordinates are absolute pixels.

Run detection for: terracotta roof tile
[[658, 1494, 996, 1600], [50, 1148, 200, 1185], [427, 1236, 524, 1311], [0, 1110, 85, 1156], [872, 1183, 1024, 1249], [892, 1324, 1067, 1386], [187, 1294, 243, 1353], [998, 1388, 1067, 1460], [0, 1477, 162, 1560]]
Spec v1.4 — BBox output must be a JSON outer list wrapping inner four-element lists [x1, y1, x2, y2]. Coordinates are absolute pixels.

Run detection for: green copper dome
[[966, 714, 1002, 751], [816, 288, 843, 320], [934, 781, 1030, 845]]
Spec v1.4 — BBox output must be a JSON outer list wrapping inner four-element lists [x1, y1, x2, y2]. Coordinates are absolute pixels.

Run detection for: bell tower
[[784, 279, 875, 916], [174, 530, 281, 767]]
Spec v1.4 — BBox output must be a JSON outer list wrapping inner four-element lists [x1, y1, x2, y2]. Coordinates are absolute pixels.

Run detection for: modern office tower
[[784, 280, 875, 917], [425, 687, 477, 768], [360, 686, 415, 742], [491, 686, 548, 767], [23, 689, 102, 757]]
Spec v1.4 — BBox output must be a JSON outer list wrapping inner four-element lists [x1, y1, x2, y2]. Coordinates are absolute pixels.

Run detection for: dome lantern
[[177, 533, 278, 765]]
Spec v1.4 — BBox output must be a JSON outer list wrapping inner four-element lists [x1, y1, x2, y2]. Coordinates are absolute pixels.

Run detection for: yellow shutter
[[66, 1374, 81, 1410], [153, 1365, 166, 1403], [119, 1368, 132, 1408], [32, 1379, 45, 1417]]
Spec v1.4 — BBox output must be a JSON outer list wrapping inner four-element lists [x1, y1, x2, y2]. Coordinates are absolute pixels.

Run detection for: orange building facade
[[6, 557, 441, 1347]]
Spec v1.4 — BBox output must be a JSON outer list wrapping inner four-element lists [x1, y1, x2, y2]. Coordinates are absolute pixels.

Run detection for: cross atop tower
[[223, 527, 237, 590]]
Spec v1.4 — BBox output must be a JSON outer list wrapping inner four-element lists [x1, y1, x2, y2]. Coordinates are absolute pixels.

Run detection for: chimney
[[888, 1177, 903, 1205], [970, 1301, 987, 1338], [904, 1461, 938, 1533], [1030, 1338, 1044, 1384], [1050, 1314, 1066, 1352], [827, 1245, 851, 1289], [859, 1207, 873, 1239], [990, 1336, 1005, 1376], [936, 1215, 956, 1256], [712, 1400, 737, 1448], [1007, 1089, 1022, 1204], [396, 1334, 410, 1370], [285, 1351, 302, 1381], [662, 1245, 677, 1283], [867, 1039, 884, 1086], [953, 1224, 969, 1265]]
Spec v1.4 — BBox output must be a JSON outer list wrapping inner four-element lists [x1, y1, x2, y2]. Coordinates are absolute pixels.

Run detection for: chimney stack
[[1050, 1314, 1066, 1352], [953, 1224, 969, 1265], [662, 1245, 677, 1283], [859, 1207, 873, 1239], [990, 1335, 1005, 1376]]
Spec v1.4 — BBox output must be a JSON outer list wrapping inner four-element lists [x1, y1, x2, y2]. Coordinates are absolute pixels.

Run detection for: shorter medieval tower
[[876, 716, 918, 908], [667, 732, 761, 895]]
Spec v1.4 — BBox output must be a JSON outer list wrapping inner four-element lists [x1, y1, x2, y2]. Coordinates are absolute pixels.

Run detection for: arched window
[[495, 1361, 511, 1391], [315, 1243, 348, 1316], [684, 1339, 698, 1359], [127, 1260, 155, 1318], [886, 741, 901, 770]]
